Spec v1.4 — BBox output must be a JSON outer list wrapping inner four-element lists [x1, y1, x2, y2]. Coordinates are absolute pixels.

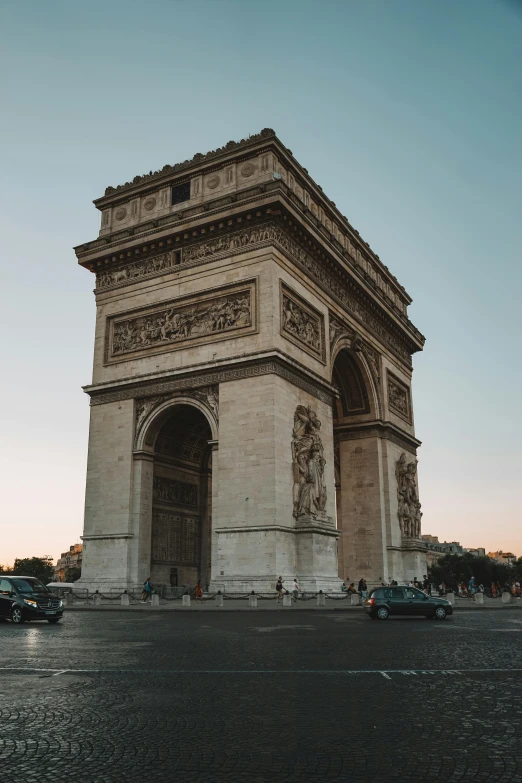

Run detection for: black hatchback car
[[365, 585, 452, 620], [0, 576, 64, 624]]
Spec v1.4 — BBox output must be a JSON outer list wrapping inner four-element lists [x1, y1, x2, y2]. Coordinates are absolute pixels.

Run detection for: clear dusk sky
[[1, 0, 521, 565]]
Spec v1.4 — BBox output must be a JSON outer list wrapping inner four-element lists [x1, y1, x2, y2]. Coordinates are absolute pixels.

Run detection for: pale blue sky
[[1, 0, 520, 563]]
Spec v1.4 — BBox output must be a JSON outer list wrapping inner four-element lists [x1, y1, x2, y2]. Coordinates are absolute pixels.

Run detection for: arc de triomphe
[[75, 129, 427, 592]]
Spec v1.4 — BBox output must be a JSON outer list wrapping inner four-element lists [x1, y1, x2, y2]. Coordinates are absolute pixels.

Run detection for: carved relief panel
[[280, 283, 326, 363], [153, 475, 198, 508], [105, 279, 256, 364], [387, 371, 412, 423], [395, 453, 422, 538]]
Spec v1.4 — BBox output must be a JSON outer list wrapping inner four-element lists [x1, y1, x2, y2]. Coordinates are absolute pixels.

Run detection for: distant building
[[464, 548, 486, 558], [54, 544, 83, 581], [487, 551, 516, 566], [421, 535, 464, 567]]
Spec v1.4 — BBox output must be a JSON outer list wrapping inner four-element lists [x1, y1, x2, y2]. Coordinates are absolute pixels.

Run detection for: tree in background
[[12, 557, 55, 584], [65, 567, 81, 583], [428, 553, 513, 591]]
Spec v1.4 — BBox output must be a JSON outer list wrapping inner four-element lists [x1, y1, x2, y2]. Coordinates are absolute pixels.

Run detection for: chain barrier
[[64, 588, 354, 603]]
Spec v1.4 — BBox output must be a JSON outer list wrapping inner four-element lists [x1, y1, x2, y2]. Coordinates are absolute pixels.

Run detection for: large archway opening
[[332, 347, 376, 580], [150, 404, 213, 589]]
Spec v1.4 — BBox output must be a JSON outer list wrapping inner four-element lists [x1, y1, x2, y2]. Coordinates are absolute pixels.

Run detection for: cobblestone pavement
[[2, 610, 522, 782]]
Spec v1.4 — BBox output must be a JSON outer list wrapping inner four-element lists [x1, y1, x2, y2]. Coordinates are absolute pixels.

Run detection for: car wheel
[[376, 606, 389, 620], [434, 606, 447, 620], [48, 618, 61, 624], [11, 606, 25, 624]]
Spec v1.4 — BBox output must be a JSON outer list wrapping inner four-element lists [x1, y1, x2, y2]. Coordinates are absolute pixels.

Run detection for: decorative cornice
[[100, 128, 277, 197], [214, 524, 340, 538], [83, 201, 421, 363], [81, 534, 134, 541], [334, 421, 421, 455], [84, 131, 419, 324], [86, 354, 336, 407]]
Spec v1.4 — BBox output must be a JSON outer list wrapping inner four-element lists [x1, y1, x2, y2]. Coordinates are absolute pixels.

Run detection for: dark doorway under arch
[[150, 405, 212, 588]]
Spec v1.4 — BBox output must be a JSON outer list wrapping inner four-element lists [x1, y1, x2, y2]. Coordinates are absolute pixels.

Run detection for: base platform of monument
[[209, 576, 343, 594]]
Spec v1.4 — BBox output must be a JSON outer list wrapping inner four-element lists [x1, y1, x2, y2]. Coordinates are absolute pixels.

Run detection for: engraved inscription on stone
[[106, 282, 254, 362], [354, 526, 373, 571], [151, 510, 200, 565], [153, 475, 198, 508], [388, 372, 411, 421], [281, 284, 324, 362]]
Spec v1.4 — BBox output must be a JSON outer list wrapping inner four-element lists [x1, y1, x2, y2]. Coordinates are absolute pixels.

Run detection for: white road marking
[[249, 625, 316, 633], [380, 671, 392, 679]]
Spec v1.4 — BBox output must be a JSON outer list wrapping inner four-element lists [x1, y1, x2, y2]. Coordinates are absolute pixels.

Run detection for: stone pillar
[[128, 452, 154, 587], [182, 594, 191, 607], [151, 594, 160, 607], [93, 593, 102, 606], [210, 375, 340, 593], [215, 593, 224, 607], [248, 594, 258, 608], [446, 592, 455, 605], [120, 593, 130, 606], [350, 593, 361, 605], [77, 400, 136, 591], [502, 591, 512, 604], [317, 592, 326, 607], [283, 593, 292, 607], [474, 592, 484, 605]]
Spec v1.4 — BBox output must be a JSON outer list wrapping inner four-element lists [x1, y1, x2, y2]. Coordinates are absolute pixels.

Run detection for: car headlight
[[23, 598, 38, 607]]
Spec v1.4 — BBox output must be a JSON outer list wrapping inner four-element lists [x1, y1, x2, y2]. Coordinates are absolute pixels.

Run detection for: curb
[[62, 603, 522, 613]]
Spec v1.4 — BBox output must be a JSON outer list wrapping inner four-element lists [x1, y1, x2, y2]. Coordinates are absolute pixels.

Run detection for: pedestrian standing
[[423, 575, 431, 595], [358, 578, 367, 599], [292, 578, 300, 602], [276, 576, 284, 602], [140, 577, 153, 603], [195, 581, 203, 603]]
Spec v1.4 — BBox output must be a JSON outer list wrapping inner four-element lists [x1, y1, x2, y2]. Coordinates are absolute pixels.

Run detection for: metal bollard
[[317, 591, 326, 607], [151, 594, 160, 607], [182, 594, 191, 607], [215, 592, 224, 607], [350, 593, 361, 606], [248, 594, 258, 608], [120, 593, 130, 606], [283, 593, 292, 607], [446, 592, 455, 605], [502, 591, 512, 604]]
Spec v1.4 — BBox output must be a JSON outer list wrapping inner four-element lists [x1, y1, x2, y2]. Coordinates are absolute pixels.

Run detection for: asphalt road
[[2, 609, 522, 783]]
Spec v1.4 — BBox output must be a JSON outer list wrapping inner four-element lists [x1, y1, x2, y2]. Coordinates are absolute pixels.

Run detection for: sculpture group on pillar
[[292, 405, 328, 520], [396, 452, 422, 538]]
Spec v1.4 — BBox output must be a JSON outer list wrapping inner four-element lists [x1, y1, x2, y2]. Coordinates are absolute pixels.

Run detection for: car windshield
[[11, 578, 49, 594]]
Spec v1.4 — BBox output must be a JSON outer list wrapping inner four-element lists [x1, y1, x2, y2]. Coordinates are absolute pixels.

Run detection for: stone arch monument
[[75, 129, 427, 592]]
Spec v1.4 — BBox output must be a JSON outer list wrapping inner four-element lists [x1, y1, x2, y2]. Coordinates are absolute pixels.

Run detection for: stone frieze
[[105, 280, 256, 363], [153, 475, 198, 508]]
